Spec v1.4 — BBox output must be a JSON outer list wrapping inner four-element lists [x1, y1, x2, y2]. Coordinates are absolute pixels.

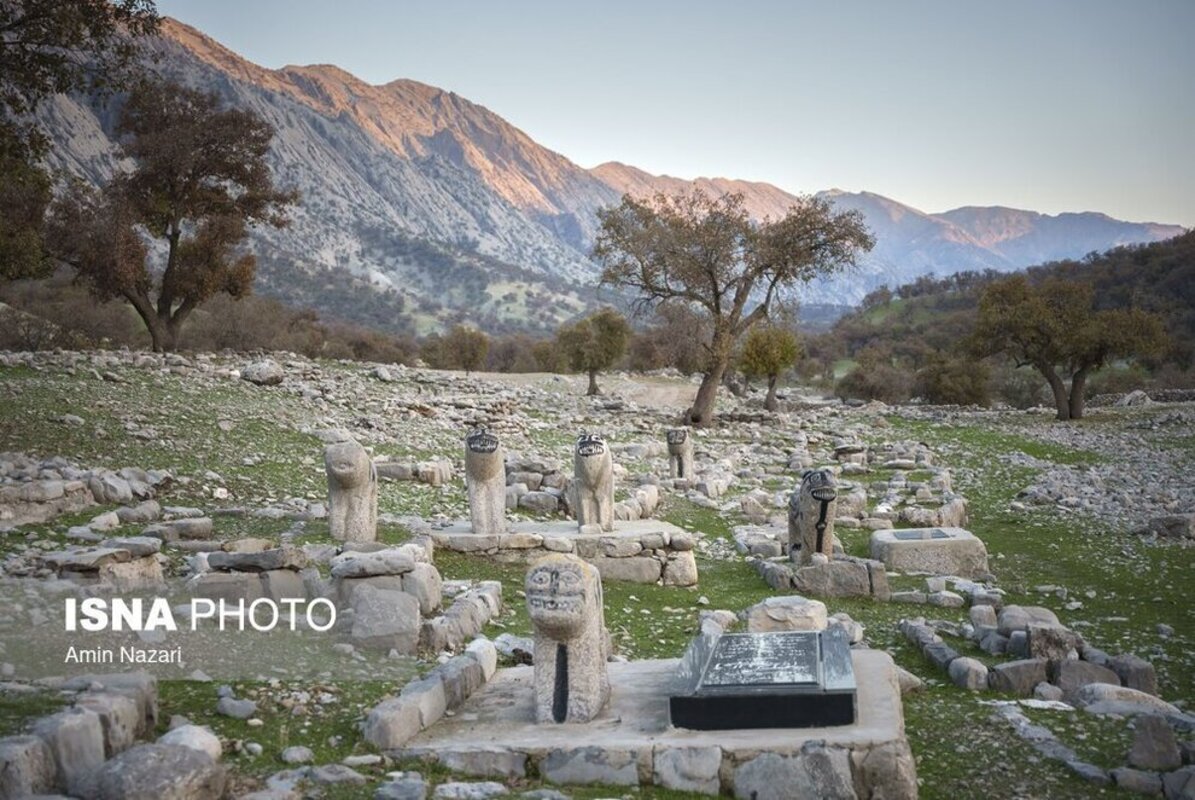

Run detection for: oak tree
[[49, 80, 296, 352], [968, 275, 1167, 420], [556, 307, 632, 395], [594, 191, 872, 425], [441, 324, 489, 375]]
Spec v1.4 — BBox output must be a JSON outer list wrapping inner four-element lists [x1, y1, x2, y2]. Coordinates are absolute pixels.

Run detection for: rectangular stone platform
[[870, 526, 989, 578], [397, 650, 915, 797], [429, 520, 699, 586]]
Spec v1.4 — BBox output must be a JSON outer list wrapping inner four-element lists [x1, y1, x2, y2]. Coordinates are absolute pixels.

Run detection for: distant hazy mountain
[[36, 18, 1187, 330]]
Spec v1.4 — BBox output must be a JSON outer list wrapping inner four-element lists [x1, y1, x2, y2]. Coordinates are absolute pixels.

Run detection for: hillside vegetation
[[818, 231, 1195, 405]]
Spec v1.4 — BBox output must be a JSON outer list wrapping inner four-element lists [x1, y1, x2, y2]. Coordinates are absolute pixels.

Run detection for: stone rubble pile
[[1, 452, 171, 531]]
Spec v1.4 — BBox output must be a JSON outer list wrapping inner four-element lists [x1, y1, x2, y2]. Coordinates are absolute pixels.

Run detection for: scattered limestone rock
[[744, 596, 827, 633], [157, 725, 222, 762], [241, 359, 284, 386], [88, 742, 225, 800], [1128, 715, 1182, 772]]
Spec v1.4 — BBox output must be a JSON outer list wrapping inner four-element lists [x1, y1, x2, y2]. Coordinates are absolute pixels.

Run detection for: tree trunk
[[1069, 367, 1089, 420], [686, 327, 735, 426], [765, 374, 779, 412], [587, 369, 599, 396], [1037, 364, 1070, 421], [687, 363, 726, 426]]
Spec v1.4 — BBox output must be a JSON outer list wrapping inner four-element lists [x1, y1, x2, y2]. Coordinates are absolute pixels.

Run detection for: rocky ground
[[0, 349, 1192, 799]]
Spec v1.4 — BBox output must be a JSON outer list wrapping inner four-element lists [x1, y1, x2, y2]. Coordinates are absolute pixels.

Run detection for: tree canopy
[[739, 324, 801, 411], [556, 307, 632, 395], [968, 275, 1167, 419], [0, 0, 159, 122], [0, 0, 160, 280], [593, 190, 872, 424], [440, 325, 490, 375], [49, 79, 297, 352]]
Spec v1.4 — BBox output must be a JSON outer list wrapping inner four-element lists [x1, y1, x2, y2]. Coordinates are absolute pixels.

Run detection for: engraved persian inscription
[[466, 429, 499, 454], [701, 632, 821, 687]]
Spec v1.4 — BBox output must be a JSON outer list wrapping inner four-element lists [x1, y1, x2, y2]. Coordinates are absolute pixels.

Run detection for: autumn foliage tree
[[441, 324, 489, 375], [968, 275, 1167, 420], [739, 324, 801, 411], [556, 307, 632, 395], [49, 80, 297, 352], [594, 191, 872, 425]]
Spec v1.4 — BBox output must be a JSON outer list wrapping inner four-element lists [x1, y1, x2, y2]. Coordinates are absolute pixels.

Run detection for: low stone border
[[363, 637, 499, 750], [993, 702, 1195, 793], [0, 671, 226, 799]]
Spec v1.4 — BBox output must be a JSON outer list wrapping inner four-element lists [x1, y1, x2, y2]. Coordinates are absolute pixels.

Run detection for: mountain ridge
[[36, 17, 1189, 330]]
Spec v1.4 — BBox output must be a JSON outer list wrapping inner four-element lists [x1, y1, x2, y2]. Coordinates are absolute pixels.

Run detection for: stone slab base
[[429, 521, 700, 586], [870, 527, 989, 578], [397, 651, 916, 798]]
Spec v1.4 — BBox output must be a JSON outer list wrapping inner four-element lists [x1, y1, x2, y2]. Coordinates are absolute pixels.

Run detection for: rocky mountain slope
[[37, 18, 1187, 329]]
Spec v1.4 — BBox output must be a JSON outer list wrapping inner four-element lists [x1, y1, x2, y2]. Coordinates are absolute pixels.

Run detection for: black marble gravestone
[[669, 626, 857, 730]]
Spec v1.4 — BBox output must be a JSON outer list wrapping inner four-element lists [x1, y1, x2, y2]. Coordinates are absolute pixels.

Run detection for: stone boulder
[[745, 596, 827, 633], [330, 549, 415, 579], [997, 605, 1061, 636], [0, 735, 56, 797], [32, 707, 106, 794], [1053, 660, 1120, 700], [1128, 715, 1181, 772], [85, 743, 225, 800], [791, 559, 871, 598], [989, 659, 1049, 696], [1073, 683, 1183, 717], [241, 360, 283, 386], [351, 585, 421, 654], [157, 725, 222, 762]]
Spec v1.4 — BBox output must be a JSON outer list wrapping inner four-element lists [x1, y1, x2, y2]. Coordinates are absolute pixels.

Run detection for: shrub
[[835, 363, 912, 404], [914, 355, 990, 406]]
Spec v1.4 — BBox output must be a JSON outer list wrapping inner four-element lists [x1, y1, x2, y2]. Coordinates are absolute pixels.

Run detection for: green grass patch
[[0, 690, 67, 736]]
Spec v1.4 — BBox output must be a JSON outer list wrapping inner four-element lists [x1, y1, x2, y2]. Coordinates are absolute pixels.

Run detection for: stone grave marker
[[465, 427, 506, 536], [666, 428, 694, 480], [526, 553, 610, 723], [789, 469, 838, 565], [325, 439, 377, 542], [573, 433, 613, 532]]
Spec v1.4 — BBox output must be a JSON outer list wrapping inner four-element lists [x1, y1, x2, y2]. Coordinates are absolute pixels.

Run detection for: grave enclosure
[[432, 430, 702, 586], [394, 555, 917, 798]]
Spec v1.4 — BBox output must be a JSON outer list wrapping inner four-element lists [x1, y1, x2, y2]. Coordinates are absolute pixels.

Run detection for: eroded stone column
[[789, 468, 838, 565], [465, 427, 506, 536], [325, 439, 377, 542], [526, 553, 610, 723]]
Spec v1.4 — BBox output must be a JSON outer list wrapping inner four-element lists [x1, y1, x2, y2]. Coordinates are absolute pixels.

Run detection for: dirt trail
[[474, 371, 699, 414]]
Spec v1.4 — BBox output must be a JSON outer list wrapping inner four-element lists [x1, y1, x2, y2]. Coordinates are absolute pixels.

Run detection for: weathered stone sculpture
[[526, 554, 610, 723], [666, 428, 694, 480], [465, 427, 506, 536], [573, 433, 613, 532], [325, 439, 377, 542], [789, 469, 838, 565]]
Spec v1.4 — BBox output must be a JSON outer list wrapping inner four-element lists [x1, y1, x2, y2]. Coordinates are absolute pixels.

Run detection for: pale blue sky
[[157, 0, 1194, 226]]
